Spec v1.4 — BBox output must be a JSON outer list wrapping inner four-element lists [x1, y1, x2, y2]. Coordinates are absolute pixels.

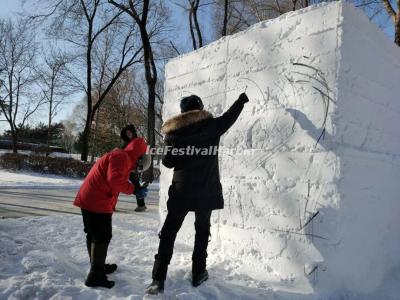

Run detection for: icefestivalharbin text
[[147, 145, 256, 156]]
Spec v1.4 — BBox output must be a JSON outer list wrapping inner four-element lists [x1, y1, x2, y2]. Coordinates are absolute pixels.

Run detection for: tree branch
[[382, 0, 396, 23]]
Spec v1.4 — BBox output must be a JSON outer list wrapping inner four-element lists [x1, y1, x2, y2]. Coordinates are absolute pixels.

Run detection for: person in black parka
[[120, 124, 148, 212], [146, 92, 249, 294]]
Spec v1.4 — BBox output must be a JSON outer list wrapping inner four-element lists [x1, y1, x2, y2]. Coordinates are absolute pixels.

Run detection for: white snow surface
[[0, 169, 82, 189], [1, 212, 399, 300], [161, 0, 400, 297]]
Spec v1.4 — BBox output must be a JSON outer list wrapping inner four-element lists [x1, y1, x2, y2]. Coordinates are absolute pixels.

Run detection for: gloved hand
[[130, 172, 140, 187], [238, 92, 249, 103], [134, 182, 149, 198]]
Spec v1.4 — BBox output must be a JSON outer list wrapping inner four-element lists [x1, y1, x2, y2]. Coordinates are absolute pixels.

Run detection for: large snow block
[[160, 1, 400, 295]]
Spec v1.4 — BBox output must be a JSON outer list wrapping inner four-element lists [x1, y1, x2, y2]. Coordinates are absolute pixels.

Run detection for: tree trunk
[[46, 84, 54, 157], [108, 0, 158, 181], [140, 24, 157, 182], [11, 129, 18, 154], [193, 0, 203, 47], [222, 0, 228, 36], [80, 15, 93, 162], [144, 84, 156, 182], [189, 8, 197, 49], [46, 117, 51, 157], [90, 107, 100, 162], [80, 105, 92, 161]]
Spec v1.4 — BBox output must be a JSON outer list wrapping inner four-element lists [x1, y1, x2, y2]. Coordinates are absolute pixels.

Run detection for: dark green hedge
[[0, 153, 93, 178]]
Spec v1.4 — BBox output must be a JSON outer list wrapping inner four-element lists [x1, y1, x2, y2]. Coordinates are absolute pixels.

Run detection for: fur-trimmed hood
[[161, 110, 212, 134]]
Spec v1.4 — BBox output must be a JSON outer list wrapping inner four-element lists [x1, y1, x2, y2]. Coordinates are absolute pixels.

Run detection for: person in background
[[146, 92, 249, 294], [121, 124, 149, 212], [73, 136, 148, 288]]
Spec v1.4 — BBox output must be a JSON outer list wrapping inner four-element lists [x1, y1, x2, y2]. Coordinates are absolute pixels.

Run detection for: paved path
[[0, 186, 159, 218]]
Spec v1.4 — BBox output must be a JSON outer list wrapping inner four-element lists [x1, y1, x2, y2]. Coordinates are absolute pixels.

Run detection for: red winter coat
[[74, 138, 148, 213]]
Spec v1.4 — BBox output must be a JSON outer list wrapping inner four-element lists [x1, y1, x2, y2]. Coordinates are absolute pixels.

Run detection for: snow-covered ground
[[0, 169, 82, 189], [0, 213, 272, 300], [1, 210, 400, 300], [0, 167, 397, 299]]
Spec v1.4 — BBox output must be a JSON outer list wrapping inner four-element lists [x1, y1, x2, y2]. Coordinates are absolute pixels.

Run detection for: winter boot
[[135, 197, 147, 212], [85, 243, 115, 288], [145, 255, 168, 295], [134, 205, 147, 212], [145, 279, 164, 295], [192, 259, 208, 287], [86, 240, 117, 274], [192, 270, 209, 287], [104, 263, 118, 274]]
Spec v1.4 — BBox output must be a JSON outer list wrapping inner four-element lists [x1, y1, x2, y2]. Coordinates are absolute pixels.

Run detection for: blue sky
[[0, 0, 396, 133], [0, 0, 214, 133]]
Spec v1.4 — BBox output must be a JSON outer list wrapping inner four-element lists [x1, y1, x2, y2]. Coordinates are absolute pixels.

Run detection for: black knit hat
[[180, 95, 204, 113], [120, 124, 137, 143]]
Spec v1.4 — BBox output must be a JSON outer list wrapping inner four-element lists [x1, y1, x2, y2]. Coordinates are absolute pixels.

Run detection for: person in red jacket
[[74, 136, 148, 288]]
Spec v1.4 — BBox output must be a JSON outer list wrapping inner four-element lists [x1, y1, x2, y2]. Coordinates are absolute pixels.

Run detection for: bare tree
[[108, 0, 169, 181], [27, 0, 144, 161], [213, 0, 314, 38], [36, 48, 73, 155], [174, 0, 205, 50], [222, 0, 229, 36], [215, 0, 398, 45], [0, 18, 43, 153], [381, 0, 400, 45], [190, 0, 203, 49], [340, 0, 399, 46]]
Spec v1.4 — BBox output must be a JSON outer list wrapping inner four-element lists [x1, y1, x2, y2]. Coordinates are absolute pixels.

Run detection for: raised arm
[[215, 93, 249, 136]]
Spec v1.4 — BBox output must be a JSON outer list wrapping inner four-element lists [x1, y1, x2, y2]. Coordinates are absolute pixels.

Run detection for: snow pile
[[0, 213, 283, 299], [2, 212, 399, 299], [0, 169, 82, 189], [161, 1, 400, 297]]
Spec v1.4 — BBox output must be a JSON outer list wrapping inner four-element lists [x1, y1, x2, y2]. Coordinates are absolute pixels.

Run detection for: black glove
[[238, 92, 249, 103], [142, 169, 154, 183], [130, 172, 140, 187]]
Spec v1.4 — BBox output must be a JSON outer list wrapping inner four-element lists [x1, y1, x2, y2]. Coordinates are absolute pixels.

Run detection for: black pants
[[136, 195, 146, 207], [154, 209, 211, 280], [81, 209, 112, 244]]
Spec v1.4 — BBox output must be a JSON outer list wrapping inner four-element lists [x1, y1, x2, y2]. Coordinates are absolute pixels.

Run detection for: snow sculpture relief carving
[[161, 1, 400, 295]]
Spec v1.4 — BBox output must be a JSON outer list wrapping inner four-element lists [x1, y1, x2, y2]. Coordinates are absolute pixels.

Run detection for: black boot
[[86, 240, 117, 274], [145, 255, 167, 295], [192, 259, 208, 287], [104, 263, 117, 274], [145, 279, 164, 295], [85, 243, 115, 288], [192, 211, 211, 287], [135, 197, 147, 212], [192, 270, 209, 287]]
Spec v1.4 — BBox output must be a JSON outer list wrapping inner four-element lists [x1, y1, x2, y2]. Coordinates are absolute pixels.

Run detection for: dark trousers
[[154, 209, 211, 280], [81, 209, 112, 244], [136, 196, 146, 207]]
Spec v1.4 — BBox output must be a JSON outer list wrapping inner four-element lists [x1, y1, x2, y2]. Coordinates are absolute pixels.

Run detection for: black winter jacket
[[161, 97, 246, 211]]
